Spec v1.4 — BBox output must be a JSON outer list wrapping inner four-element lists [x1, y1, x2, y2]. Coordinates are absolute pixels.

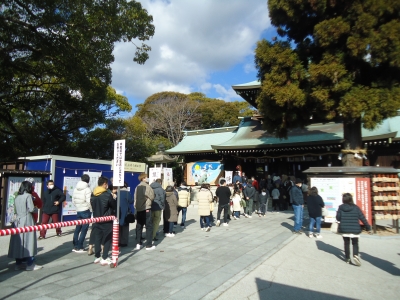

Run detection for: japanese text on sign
[[112, 140, 126, 187]]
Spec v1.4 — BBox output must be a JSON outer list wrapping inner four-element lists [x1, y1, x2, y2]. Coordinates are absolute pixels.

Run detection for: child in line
[[232, 190, 242, 220]]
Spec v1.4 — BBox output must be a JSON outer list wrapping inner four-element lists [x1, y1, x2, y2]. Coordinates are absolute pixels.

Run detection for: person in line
[[134, 173, 156, 251], [25, 178, 42, 224], [164, 186, 178, 237], [259, 188, 269, 217], [336, 193, 372, 266], [306, 187, 325, 238], [197, 183, 213, 231], [116, 182, 133, 247], [39, 180, 66, 239], [241, 172, 248, 184], [289, 178, 305, 234], [271, 184, 280, 212], [206, 184, 215, 225], [251, 176, 259, 191], [150, 178, 165, 241], [9, 181, 43, 271], [91, 176, 116, 266], [243, 180, 256, 218], [72, 174, 92, 253], [177, 181, 191, 229], [253, 188, 260, 214], [232, 171, 242, 184], [231, 190, 242, 219], [215, 179, 232, 226]]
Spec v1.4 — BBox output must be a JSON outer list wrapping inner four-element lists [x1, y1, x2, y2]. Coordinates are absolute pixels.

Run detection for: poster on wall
[[5, 177, 43, 226], [149, 168, 162, 184], [163, 168, 173, 187], [186, 161, 224, 186], [225, 171, 233, 184], [310, 177, 371, 223], [62, 177, 81, 216], [83, 171, 102, 192]]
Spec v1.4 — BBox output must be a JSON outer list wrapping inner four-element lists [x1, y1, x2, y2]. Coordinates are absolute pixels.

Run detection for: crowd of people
[[7, 171, 372, 270]]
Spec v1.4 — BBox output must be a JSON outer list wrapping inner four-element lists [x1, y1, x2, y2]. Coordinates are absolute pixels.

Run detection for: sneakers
[[233, 216, 237, 220], [223, 223, 229, 227], [200, 228, 204, 231], [146, 245, 156, 251], [244, 214, 249, 218], [345, 258, 351, 264], [248, 215, 252, 218], [205, 227, 211, 232], [135, 244, 142, 250], [26, 264, 43, 271], [38, 236, 44, 240], [56, 233, 62, 237], [87, 248, 94, 256], [293, 231, 302, 234], [94, 257, 102, 264], [309, 233, 313, 238], [72, 248, 77, 252], [165, 233, 175, 237], [75, 249, 86, 253], [181, 225, 185, 229], [216, 220, 221, 227], [315, 234, 323, 239], [100, 258, 112, 266], [353, 255, 362, 266], [259, 214, 261, 218]]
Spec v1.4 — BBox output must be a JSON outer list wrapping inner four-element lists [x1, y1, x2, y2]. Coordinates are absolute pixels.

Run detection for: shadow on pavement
[[315, 240, 344, 260], [359, 252, 400, 276], [255, 278, 350, 299], [280, 222, 294, 233]]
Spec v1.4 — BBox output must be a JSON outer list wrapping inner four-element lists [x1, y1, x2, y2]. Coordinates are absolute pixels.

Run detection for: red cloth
[[40, 213, 61, 237], [32, 189, 42, 224]]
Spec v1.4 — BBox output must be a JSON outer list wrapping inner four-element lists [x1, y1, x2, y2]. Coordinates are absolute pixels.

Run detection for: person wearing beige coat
[[197, 184, 213, 232]]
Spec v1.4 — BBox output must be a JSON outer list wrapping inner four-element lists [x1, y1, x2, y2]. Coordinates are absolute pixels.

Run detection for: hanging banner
[[113, 139, 126, 187], [163, 168, 173, 187], [62, 177, 81, 216], [83, 171, 102, 192], [5, 177, 43, 226], [310, 177, 371, 223], [149, 168, 162, 184], [225, 171, 233, 185], [186, 161, 224, 186]]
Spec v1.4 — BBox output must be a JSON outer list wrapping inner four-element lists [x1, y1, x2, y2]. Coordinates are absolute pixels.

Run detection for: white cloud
[[111, 0, 270, 105], [213, 84, 240, 102]]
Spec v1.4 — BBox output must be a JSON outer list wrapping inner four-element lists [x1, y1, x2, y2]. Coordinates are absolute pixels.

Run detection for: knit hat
[[295, 178, 303, 184]]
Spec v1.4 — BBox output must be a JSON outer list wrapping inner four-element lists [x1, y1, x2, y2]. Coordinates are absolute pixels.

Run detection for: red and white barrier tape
[[0, 216, 116, 236]]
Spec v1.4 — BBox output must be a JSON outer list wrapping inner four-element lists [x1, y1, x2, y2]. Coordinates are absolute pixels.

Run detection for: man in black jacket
[[289, 178, 305, 234], [243, 180, 256, 218], [215, 179, 231, 226], [39, 180, 66, 239], [91, 176, 116, 266]]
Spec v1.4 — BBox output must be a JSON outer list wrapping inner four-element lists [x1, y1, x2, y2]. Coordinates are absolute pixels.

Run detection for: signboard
[[111, 160, 145, 173], [163, 168, 173, 187], [112, 139, 126, 187], [149, 168, 162, 184], [186, 161, 224, 186], [225, 171, 233, 184], [62, 176, 81, 216], [82, 171, 102, 192], [5, 177, 43, 226], [310, 177, 371, 223]]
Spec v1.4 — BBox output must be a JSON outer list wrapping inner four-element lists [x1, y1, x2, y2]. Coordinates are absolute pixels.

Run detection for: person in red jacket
[[25, 178, 43, 224], [251, 176, 259, 191]]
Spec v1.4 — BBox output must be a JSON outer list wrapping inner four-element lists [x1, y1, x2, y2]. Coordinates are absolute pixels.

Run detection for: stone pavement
[[0, 206, 399, 300]]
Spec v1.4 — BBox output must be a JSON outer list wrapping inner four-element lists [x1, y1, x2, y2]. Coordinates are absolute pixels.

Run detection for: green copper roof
[[231, 80, 261, 89], [166, 127, 238, 154]]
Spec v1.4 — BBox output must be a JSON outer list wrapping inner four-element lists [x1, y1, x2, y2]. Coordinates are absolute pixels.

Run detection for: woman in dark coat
[[336, 193, 371, 266], [306, 187, 325, 238], [164, 186, 178, 237]]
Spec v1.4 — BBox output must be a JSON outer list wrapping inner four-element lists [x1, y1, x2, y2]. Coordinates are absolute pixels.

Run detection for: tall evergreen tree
[[255, 0, 400, 166]]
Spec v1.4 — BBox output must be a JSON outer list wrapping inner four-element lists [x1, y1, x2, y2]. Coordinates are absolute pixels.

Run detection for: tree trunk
[[342, 117, 363, 167]]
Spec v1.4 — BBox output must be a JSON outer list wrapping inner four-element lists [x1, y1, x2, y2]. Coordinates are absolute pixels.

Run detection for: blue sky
[[111, 0, 276, 113]]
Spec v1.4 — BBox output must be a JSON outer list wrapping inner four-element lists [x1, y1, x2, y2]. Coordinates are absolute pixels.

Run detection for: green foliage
[[0, 0, 154, 160], [256, 0, 400, 140]]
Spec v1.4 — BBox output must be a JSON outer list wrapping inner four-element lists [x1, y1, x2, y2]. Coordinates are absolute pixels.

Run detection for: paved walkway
[[0, 206, 399, 300]]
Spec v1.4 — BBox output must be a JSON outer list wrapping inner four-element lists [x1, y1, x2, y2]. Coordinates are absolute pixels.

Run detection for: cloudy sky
[[111, 0, 274, 111]]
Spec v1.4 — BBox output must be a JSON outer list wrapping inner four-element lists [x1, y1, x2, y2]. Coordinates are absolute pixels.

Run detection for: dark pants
[[73, 210, 91, 249], [272, 199, 279, 211], [40, 213, 61, 238], [253, 201, 259, 212], [135, 210, 153, 247], [200, 216, 211, 228], [343, 237, 359, 259], [119, 224, 129, 245], [93, 222, 112, 260], [217, 204, 229, 223]]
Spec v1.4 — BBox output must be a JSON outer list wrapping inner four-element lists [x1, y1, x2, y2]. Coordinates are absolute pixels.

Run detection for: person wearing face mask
[[259, 188, 270, 217], [134, 173, 155, 251], [39, 180, 66, 239]]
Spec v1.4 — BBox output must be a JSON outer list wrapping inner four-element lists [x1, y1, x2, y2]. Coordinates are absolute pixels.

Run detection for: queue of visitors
[[8, 171, 373, 270]]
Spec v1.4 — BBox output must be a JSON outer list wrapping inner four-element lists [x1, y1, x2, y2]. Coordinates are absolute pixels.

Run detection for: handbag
[[330, 222, 339, 234], [321, 207, 328, 217], [240, 199, 246, 208]]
